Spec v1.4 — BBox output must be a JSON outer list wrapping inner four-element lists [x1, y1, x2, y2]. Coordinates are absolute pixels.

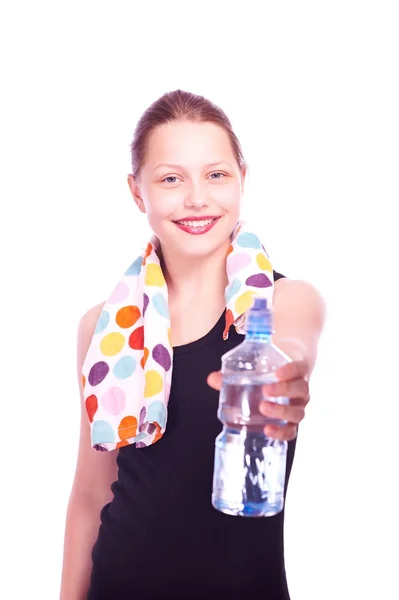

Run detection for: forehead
[[145, 120, 235, 166]]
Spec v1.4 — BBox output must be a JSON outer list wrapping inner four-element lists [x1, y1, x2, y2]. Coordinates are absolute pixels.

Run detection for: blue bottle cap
[[246, 296, 273, 335]]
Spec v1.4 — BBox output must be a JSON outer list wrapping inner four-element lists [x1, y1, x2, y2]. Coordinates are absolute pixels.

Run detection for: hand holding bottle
[[207, 358, 310, 441]]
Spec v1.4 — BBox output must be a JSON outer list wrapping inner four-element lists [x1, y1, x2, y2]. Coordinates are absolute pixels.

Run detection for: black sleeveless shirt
[[88, 271, 296, 600]]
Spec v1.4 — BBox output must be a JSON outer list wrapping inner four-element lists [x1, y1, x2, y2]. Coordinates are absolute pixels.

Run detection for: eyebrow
[[154, 161, 231, 171]]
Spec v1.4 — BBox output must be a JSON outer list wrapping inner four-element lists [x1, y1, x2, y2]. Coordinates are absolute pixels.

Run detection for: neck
[[159, 240, 230, 309]]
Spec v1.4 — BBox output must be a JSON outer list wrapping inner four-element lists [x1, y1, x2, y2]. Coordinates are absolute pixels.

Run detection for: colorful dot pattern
[[81, 221, 274, 451], [224, 222, 274, 339]]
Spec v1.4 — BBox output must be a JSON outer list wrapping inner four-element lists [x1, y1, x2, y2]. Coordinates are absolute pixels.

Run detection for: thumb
[[207, 371, 222, 391]]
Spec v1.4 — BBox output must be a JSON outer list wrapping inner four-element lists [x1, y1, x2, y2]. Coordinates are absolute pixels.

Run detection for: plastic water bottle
[[211, 297, 292, 517]]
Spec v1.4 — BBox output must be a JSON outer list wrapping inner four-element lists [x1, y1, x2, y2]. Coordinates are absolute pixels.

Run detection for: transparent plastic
[[211, 298, 292, 517]]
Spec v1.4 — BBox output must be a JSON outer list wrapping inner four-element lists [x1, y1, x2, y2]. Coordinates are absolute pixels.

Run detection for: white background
[[1, 1, 398, 598]]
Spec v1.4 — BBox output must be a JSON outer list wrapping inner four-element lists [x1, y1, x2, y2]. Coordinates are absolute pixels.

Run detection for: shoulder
[[77, 301, 106, 364], [78, 301, 106, 338], [79, 301, 105, 328], [272, 279, 326, 370], [274, 276, 321, 296], [273, 278, 326, 329]]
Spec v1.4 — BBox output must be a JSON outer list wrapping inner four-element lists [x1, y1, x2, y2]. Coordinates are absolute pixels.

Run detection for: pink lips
[[173, 216, 221, 235]]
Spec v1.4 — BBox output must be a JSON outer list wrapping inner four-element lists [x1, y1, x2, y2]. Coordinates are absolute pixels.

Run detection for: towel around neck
[[81, 221, 275, 451]]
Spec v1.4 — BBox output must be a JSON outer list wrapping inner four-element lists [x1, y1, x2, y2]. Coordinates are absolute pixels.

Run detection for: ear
[[127, 174, 146, 213], [240, 166, 247, 194]]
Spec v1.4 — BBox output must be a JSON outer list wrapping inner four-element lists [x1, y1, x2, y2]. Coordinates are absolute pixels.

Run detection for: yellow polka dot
[[256, 253, 272, 271], [144, 370, 163, 398], [100, 332, 125, 357], [145, 264, 165, 287], [167, 328, 172, 347], [235, 291, 257, 315]]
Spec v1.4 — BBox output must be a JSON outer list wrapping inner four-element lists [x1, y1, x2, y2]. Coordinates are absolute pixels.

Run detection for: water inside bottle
[[212, 376, 288, 517]]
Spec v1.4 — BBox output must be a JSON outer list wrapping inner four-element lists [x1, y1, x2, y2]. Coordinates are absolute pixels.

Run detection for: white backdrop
[[1, 1, 398, 599]]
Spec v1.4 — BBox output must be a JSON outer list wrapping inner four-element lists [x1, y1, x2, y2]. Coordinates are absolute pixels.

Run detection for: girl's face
[[128, 120, 245, 259]]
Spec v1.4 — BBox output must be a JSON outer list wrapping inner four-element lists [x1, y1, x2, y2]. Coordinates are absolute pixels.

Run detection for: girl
[[60, 90, 325, 600]]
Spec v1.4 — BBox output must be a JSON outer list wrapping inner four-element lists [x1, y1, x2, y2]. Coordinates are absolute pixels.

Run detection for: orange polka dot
[[118, 416, 138, 440], [226, 245, 233, 257], [153, 421, 163, 444], [167, 328, 172, 347], [82, 374, 86, 390], [141, 347, 149, 369], [116, 439, 130, 448], [129, 326, 144, 350], [143, 243, 153, 266], [116, 305, 141, 329], [85, 395, 98, 423], [223, 309, 235, 340]]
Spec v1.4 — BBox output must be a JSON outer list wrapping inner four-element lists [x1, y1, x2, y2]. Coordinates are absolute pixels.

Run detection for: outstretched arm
[[207, 278, 326, 440]]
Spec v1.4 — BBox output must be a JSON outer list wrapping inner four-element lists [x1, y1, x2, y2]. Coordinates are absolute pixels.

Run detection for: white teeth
[[177, 218, 215, 227]]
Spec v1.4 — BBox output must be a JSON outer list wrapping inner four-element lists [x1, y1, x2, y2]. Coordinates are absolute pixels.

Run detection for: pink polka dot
[[109, 282, 129, 304], [227, 253, 252, 276], [164, 381, 172, 401], [101, 387, 126, 415]]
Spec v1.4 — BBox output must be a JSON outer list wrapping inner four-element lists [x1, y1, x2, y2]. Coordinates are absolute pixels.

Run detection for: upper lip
[[173, 216, 221, 222]]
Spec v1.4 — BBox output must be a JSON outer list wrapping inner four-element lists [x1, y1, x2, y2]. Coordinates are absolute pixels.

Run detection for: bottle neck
[[245, 330, 272, 342], [244, 303, 274, 342]]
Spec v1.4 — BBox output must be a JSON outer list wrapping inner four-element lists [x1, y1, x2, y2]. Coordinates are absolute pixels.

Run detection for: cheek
[[214, 182, 242, 210], [145, 190, 181, 220]]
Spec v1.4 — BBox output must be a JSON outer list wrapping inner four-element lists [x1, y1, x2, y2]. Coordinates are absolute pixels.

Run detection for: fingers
[[275, 359, 310, 383], [259, 398, 306, 425], [207, 369, 305, 441], [207, 371, 222, 391], [264, 423, 298, 441], [262, 377, 310, 406], [209, 373, 310, 407]]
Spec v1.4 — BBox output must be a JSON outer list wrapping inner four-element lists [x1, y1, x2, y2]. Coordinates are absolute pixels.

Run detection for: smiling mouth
[[173, 217, 220, 228]]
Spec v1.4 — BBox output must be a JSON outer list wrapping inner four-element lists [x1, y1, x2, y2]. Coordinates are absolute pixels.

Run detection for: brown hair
[[130, 89, 247, 179]]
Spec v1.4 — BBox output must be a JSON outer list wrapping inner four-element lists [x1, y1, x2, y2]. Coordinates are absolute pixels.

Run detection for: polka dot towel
[[81, 221, 275, 451]]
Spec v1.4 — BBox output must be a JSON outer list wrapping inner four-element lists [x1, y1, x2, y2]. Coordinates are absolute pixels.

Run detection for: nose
[[184, 182, 209, 210]]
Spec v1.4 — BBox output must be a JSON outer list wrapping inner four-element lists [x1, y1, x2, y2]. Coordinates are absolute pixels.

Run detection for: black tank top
[[88, 271, 296, 600]]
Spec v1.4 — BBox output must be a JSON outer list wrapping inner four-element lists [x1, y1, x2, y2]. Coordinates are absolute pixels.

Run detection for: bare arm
[[271, 278, 326, 375], [207, 278, 326, 387], [59, 303, 119, 600]]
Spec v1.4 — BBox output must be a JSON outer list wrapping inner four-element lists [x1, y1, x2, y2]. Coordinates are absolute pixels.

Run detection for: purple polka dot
[[153, 344, 171, 371], [245, 273, 273, 288], [147, 423, 156, 434], [93, 444, 108, 452], [136, 441, 146, 448], [139, 406, 147, 429], [143, 293, 149, 316], [88, 361, 109, 386]]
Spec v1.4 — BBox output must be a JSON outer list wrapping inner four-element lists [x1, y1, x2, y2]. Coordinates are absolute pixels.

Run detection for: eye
[[209, 172, 225, 180], [162, 176, 179, 184]]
